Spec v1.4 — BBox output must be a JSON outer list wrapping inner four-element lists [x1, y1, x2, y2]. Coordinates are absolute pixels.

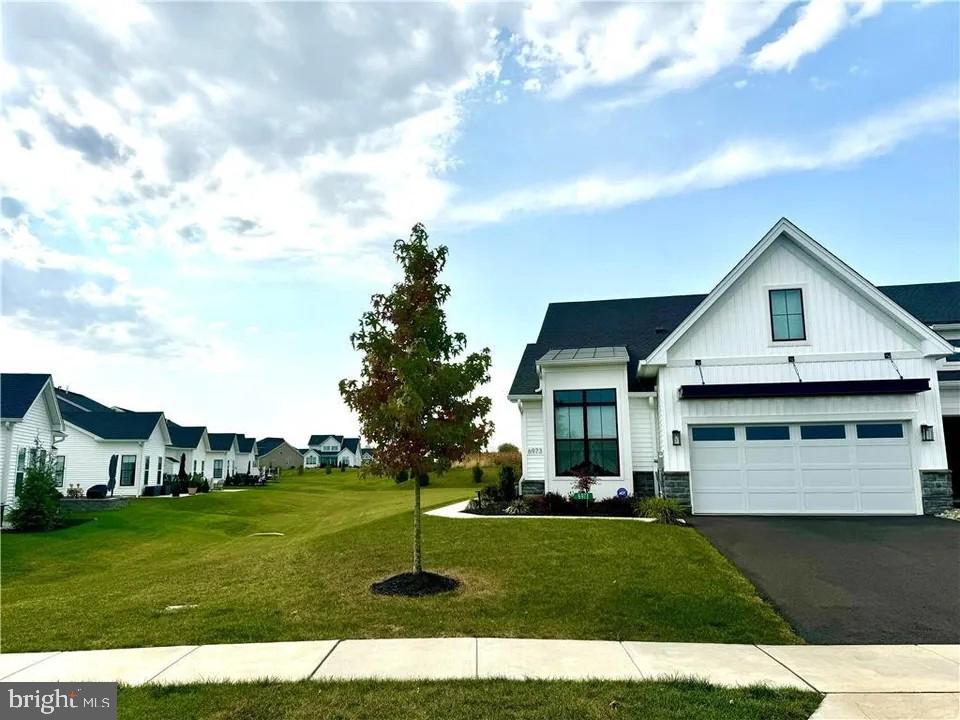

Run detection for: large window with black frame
[[553, 389, 619, 477]]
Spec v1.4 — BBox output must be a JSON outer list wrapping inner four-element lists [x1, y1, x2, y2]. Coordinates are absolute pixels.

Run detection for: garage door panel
[[798, 444, 851, 465], [854, 444, 910, 466], [694, 469, 743, 490], [860, 492, 917, 513], [692, 446, 740, 467], [693, 492, 747, 514], [803, 491, 859, 513], [691, 421, 916, 515], [745, 469, 797, 489], [744, 445, 794, 465], [747, 492, 801, 513]]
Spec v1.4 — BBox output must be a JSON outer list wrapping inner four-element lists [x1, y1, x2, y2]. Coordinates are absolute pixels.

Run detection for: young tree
[[8, 437, 63, 531], [340, 223, 493, 576]]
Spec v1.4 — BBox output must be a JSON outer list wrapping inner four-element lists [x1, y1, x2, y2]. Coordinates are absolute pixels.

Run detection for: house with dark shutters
[[510, 218, 959, 516]]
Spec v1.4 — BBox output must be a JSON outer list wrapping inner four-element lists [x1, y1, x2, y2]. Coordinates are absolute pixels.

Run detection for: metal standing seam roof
[[538, 346, 629, 362]]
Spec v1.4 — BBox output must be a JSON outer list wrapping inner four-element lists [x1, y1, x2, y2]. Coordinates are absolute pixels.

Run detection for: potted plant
[[187, 477, 200, 495]]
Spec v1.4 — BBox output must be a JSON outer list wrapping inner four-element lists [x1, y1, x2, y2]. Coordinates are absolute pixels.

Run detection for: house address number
[[527, 447, 543, 455]]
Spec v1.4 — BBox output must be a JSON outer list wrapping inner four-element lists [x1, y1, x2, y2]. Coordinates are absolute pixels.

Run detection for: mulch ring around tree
[[370, 571, 460, 597]]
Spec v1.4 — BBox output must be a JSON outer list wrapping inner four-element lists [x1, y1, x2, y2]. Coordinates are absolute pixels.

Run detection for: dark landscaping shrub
[[472, 465, 484, 484], [8, 444, 64, 532], [325, 466, 332, 475], [199, 478, 210, 493], [634, 497, 686, 524], [297, 465, 304, 475], [480, 485, 502, 503], [86, 484, 109, 499], [498, 465, 517, 501], [416, 472, 429, 487], [590, 496, 634, 517], [395, 469, 408, 483], [340, 464, 346, 472], [505, 498, 530, 515], [543, 492, 568, 515]]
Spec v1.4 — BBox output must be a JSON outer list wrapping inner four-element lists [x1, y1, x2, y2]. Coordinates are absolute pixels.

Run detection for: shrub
[[497, 442, 519, 454], [543, 492, 569, 515], [340, 464, 346, 472], [590, 496, 634, 517], [8, 443, 64, 531], [472, 465, 484, 484], [505, 498, 530, 515], [86, 484, 108, 499], [498, 465, 517, 501], [198, 478, 211, 493], [480, 485, 502, 503], [325, 465, 333, 475], [416, 472, 429, 487], [571, 469, 597, 496], [297, 465, 304, 475], [634, 497, 686, 524], [395, 469, 408, 483]]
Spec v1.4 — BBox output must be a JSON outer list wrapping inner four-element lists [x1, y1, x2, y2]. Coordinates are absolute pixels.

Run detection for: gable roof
[[509, 221, 960, 396], [308, 434, 343, 446], [54, 387, 114, 413], [2, 373, 54, 420], [207, 433, 237, 452], [167, 421, 206, 449], [256, 437, 285, 455], [340, 437, 360, 454], [64, 410, 166, 441], [237, 435, 256, 453]]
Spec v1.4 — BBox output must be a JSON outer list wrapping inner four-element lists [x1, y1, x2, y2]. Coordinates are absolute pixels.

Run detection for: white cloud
[[522, 77, 543, 92], [517, 1, 791, 101], [734, 79, 749, 89], [449, 85, 958, 226], [751, 0, 883, 73]]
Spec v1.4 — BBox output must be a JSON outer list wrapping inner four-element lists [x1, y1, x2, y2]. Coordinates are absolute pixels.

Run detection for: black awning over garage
[[679, 378, 930, 400]]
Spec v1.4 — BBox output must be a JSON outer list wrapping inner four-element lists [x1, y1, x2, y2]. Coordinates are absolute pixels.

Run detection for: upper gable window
[[769, 288, 806, 341]]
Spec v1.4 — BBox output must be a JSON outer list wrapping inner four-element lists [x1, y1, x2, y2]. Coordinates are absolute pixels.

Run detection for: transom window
[[120, 455, 136, 486], [691, 426, 736, 442], [769, 288, 806, 341], [745, 425, 789, 441], [553, 389, 619, 477]]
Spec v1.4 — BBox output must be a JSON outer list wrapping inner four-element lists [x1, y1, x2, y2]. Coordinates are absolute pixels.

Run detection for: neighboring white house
[[57, 410, 171, 496], [166, 422, 211, 479], [236, 435, 257, 475], [306, 434, 365, 467], [509, 218, 958, 516], [360, 447, 374, 464], [207, 433, 239, 481], [1, 374, 66, 511], [301, 448, 321, 468]]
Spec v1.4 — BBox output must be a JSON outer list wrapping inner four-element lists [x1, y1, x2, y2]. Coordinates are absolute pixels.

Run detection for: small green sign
[[572, 492, 594, 501]]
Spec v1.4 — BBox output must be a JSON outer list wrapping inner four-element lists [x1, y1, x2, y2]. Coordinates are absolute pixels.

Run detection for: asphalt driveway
[[692, 516, 960, 644]]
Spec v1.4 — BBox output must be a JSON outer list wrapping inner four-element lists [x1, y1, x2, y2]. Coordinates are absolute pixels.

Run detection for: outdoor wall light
[[672, 430, 682, 446], [920, 424, 934, 442]]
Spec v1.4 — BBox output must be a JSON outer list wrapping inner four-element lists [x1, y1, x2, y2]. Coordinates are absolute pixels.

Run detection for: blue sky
[[1, 1, 958, 448]]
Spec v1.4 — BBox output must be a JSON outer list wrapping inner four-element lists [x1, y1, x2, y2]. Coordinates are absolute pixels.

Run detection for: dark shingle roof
[[878, 282, 960, 325], [510, 282, 960, 396], [237, 435, 255, 453], [256, 437, 285, 455], [1, 373, 51, 420], [341, 437, 360, 454], [64, 410, 163, 440], [167, 421, 206, 449], [308, 434, 343, 446], [55, 387, 114, 413], [208, 433, 237, 452]]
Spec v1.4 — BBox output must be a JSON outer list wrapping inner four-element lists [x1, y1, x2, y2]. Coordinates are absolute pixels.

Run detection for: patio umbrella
[[107, 454, 118, 497]]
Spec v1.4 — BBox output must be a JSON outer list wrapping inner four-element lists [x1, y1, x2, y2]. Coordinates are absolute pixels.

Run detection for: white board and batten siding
[[520, 399, 545, 483], [1, 391, 59, 507], [628, 395, 657, 471], [658, 236, 949, 477]]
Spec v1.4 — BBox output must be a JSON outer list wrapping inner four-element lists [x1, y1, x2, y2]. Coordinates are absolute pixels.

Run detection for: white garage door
[[690, 421, 916, 515]]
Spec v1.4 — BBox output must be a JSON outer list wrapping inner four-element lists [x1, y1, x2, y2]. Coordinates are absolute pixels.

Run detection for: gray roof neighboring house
[[54, 387, 114, 413], [208, 433, 237, 452], [341, 437, 360, 454], [237, 435, 256, 453], [64, 410, 165, 441], [167, 421, 206, 449], [256, 437, 285, 456], [510, 282, 960, 396], [1, 373, 53, 420], [308, 434, 343, 446]]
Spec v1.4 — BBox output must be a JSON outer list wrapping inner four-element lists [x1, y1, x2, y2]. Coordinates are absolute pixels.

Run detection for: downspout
[[648, 396, 663, 497]]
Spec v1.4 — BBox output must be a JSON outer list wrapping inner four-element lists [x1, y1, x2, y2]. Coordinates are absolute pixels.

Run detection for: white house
[[236, 435, 257, 475], [509, 219, 958, 516], [57, 410, 171, 496], [207, 433, 239, 481], [301, 448, 321, 468], [1, 374, 66, 511], [166, 421, 211, 479], [306, 434, 364, 467]]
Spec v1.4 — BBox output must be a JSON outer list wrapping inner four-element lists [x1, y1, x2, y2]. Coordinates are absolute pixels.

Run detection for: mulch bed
[[371, 571, 460, 597]]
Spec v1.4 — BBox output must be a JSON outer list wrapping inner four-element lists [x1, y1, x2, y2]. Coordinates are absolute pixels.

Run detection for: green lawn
[[118, 680, 821, 720], [0, 468, 799, 651]]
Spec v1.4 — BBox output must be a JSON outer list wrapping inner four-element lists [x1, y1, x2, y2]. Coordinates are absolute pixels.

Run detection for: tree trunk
[[413, 470, 422, 574]]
